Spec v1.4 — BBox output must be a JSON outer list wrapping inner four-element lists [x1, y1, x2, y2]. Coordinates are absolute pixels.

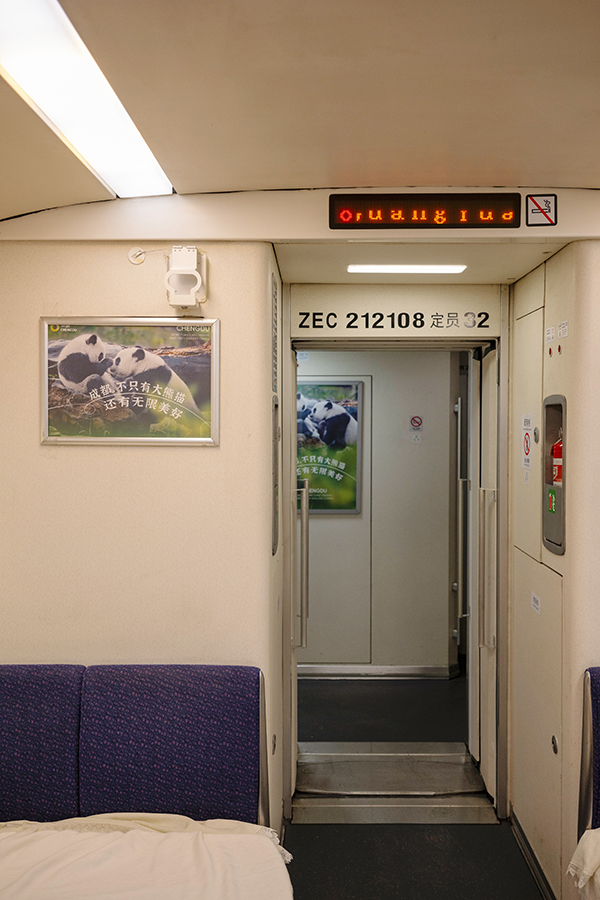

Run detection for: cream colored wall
[[0, 240, 285, 827], [509, 242, 600, 899], [552, 242, 600, 900]]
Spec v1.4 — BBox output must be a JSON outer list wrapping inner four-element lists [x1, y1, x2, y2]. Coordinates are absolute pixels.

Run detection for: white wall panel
[[543, 242, 600, 899], [542, 244, 575, 578], [512, 548, 563, 895], [512, 307, 544, 560], [371, 351, 455, 669], [510, 242, 600, 899], [513, 262, 544, 320]]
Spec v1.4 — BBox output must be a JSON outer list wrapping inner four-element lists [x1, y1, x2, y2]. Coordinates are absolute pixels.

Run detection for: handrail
[[478, 487, 496, 649], [297, 479, 310, 648]]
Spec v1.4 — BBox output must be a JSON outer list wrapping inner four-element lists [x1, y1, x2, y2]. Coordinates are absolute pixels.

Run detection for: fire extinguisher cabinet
[[543, 394, 566, 555]]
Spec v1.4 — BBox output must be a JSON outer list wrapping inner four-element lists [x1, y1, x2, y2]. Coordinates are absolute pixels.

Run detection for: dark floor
[[298, 671, 468, 743], [291, 670, 545, 900], [283, 822, 545, 900]]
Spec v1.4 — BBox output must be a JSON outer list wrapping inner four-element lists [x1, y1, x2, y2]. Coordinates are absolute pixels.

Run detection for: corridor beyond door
[[296, 349, 460, 679]]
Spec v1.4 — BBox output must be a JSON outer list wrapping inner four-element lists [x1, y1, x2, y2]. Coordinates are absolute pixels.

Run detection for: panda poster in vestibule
[[297, 380, 362, 513], [42, 319, 219, 444]]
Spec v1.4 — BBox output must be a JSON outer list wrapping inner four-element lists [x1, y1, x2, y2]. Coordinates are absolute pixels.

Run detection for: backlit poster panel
[[297, 380, 362, 513]]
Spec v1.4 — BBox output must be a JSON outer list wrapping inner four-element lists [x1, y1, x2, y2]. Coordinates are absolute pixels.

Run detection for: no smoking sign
[[410, 415, 423, 443], [526, 194, 557, 226]]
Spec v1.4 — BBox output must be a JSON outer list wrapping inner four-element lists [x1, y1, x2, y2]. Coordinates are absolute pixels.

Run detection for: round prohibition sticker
[[410, 416, 423, 431]]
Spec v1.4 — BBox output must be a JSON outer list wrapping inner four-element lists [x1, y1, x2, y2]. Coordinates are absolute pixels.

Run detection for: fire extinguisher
[[552, 429, 563, 486]]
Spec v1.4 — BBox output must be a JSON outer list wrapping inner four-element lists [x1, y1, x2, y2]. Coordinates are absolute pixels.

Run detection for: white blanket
[[568, 829, 600, 899], [0, 814, 293, 900]]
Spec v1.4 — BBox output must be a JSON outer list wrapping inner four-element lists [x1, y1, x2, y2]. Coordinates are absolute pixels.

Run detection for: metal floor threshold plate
[[293, 742, 496, 824], [292, 793, 497, 824], [296, 742, 486, 796]]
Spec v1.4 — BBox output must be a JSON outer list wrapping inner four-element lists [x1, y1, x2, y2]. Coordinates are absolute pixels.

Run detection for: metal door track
[[292, 742, 497, 825]]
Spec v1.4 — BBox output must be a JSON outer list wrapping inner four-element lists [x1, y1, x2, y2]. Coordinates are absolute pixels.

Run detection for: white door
[[467, 347, 498, 796]]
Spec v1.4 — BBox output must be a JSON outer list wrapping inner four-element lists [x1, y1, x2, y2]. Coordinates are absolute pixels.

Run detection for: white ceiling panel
[[0, 76, 113, 220], [60, 0, 600, 196]]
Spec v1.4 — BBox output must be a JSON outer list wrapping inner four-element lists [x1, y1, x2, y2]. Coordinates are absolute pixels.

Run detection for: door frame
[[281, 324, 509, 820]]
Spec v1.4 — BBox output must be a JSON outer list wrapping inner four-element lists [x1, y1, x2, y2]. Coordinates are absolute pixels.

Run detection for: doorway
[[286, 342, 499, 823], [297, 349, 460, 676]]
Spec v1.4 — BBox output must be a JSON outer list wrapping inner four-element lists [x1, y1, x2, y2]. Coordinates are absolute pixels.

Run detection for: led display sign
[[329, 193, 521, 229]]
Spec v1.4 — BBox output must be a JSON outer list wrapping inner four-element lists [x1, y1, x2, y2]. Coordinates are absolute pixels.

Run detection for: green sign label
[[548, 489, 556, 514]]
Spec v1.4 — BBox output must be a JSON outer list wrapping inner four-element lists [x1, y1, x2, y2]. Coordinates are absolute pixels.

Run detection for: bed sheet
[[0, 814, 293, 900]]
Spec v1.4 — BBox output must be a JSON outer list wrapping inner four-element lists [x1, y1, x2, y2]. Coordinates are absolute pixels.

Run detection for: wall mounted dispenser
[[165, 246, 207, 309]]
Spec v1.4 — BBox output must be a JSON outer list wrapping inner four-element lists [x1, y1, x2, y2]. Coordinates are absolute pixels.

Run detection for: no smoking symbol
[[411, 416, 423, 429], [524, 433, 531, 456]]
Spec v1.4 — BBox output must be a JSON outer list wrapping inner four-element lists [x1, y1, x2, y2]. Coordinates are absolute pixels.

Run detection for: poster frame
[[41, 316, 220, 446], [297, 377, 363, 515]]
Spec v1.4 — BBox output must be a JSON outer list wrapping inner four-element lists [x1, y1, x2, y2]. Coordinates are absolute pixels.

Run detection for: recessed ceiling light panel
[[0, 0, 172, 198], [348, 265, 467, 274]]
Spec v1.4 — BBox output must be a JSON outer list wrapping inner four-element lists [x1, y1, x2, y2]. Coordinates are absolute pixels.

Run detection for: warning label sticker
[[522, 414, 533, 470]]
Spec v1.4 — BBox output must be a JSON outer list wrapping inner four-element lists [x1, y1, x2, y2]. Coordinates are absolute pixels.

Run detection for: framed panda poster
[[42, 317, 219, 445], [297, 379, 362, 513]]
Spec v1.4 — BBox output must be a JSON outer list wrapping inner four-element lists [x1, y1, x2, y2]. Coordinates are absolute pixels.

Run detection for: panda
[[57, 333, 114, 394], [109, 346, 199, 411], [297, 392, 320, 438], [298, 415, 320, 439], [297, 392, 313, 414], [308, 400, 358, 449]]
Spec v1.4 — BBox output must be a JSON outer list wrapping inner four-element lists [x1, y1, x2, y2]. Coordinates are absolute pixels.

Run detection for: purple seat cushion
[[589, 667, 600, 828], [0, 665, 85, 821], [79, 665, 261, 823]]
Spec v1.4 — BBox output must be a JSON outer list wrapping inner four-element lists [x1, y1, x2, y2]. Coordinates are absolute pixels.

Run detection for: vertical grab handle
[[478, 487, 496, 649], [455, 398, 468, 631], [297, 479, 310, 648], [478, 488, 486, 648], [457, 478, 469, 622]]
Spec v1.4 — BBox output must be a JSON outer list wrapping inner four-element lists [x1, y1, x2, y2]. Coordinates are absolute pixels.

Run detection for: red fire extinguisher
[[552, 429, 563, 486]]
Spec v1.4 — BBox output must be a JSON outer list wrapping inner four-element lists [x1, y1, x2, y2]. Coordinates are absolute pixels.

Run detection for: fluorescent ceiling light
[[0, 0, 172, 198], [348, 265, 467, 274]]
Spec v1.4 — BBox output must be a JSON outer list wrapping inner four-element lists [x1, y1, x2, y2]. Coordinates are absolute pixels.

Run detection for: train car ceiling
[[1, 2, 600, 219]]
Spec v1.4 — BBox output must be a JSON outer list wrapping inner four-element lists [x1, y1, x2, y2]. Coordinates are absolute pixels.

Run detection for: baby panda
[[297, 392, 320, 438], [309, 400, 358, 449], [109, 346, 199, 411], [297, 392, 313, 413], [57, 333, 114, 394]]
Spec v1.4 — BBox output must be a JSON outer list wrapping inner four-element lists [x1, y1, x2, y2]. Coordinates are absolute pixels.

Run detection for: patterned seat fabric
[[79, 665, 261, 823], [588, 667, 600, 828], [0, 665, 85, 821]]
